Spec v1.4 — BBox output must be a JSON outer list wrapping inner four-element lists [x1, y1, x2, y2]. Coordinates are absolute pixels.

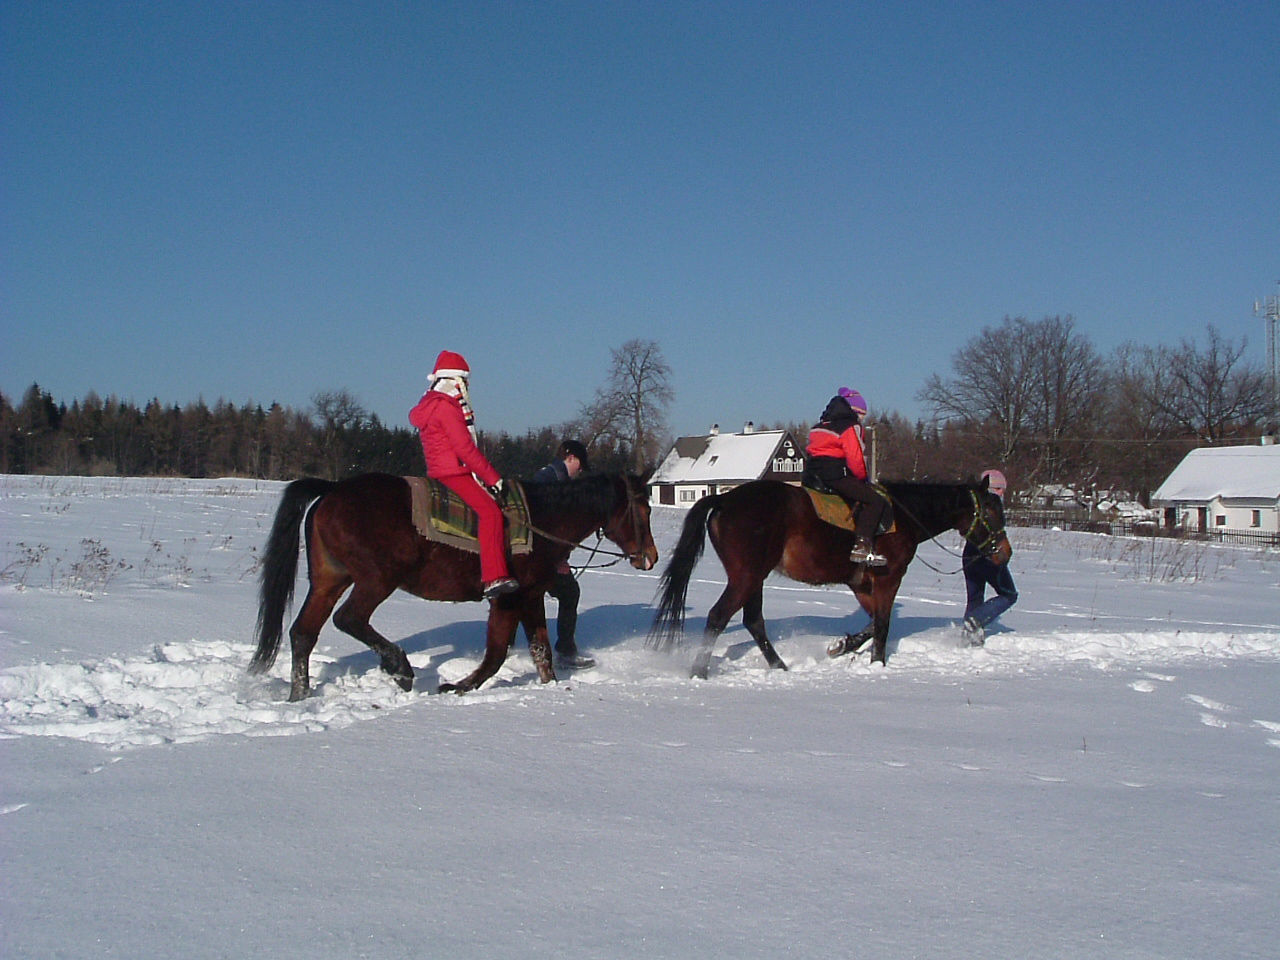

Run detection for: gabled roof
[[651, 430, 791, 485], [1152, 444, 1280, 503]]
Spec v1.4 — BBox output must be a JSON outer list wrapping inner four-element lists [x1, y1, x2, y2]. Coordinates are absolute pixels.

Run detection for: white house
[[649, 423, 804, 506], [1152, 440, 1280, 533]]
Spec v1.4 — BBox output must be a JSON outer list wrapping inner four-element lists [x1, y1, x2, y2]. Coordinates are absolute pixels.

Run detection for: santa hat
[[429, 350, 470, 382]]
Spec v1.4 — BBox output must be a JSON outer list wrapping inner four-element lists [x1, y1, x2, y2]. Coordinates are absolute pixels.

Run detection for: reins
[[506, 480, 648, 572]]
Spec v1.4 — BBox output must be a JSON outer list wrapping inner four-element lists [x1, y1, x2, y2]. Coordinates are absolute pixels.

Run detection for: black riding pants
[[825, 475, 886, 543]]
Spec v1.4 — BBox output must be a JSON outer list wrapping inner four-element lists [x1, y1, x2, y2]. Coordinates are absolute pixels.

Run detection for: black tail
[[250, 478, 337, 673], [647, 494, 721, 651]]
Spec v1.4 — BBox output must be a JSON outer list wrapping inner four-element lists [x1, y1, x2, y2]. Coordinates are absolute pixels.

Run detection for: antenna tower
[[1258, 286, 1280, 422]]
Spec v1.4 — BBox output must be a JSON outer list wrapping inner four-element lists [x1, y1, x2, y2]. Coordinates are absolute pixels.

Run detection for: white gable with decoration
[[1152, 441, 1280, 532], [649, 424, 804, 506]]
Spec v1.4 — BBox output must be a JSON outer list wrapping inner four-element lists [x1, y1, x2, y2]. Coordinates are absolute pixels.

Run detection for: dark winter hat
[[430, 350, 470, 381], [561, 439, 589, 471]]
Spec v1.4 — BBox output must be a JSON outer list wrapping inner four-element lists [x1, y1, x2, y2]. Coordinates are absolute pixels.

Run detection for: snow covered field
[[2, 474, 1278, 959]]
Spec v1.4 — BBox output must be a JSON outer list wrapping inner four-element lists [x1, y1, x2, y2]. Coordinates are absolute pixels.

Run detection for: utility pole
[[1256, 284, 1280, 424]]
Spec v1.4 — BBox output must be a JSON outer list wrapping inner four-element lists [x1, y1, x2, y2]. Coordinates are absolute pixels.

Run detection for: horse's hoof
[[437, 682, 462, 695], [826, 637, 852, 658], [394, 674, 413, 692], [287, 687, 310, 702]]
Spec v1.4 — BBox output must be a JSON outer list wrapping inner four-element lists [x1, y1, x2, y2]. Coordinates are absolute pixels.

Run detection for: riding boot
[[850, 503, 887, 566]]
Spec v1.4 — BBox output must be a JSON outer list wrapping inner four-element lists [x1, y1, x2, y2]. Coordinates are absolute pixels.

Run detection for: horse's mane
[[519, 473, 624, 518], [878, 477, 980, 495]]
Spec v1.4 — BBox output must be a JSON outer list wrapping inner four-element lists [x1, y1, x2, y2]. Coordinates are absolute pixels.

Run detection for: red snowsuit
[[408, 390, 509, 584]]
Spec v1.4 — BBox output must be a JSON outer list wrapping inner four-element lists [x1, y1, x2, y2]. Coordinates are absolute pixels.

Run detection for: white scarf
[[430, 375, 477, 442]]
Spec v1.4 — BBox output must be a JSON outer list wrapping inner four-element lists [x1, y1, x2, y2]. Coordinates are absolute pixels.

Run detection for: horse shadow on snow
[[314, 602, 655, 694]]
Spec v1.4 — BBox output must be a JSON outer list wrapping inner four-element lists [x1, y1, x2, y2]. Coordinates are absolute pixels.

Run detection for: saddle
[[802, 482, 895, 536], [405, 477, 533, 556]]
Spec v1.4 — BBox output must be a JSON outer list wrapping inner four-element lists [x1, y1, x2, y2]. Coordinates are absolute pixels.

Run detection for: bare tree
[[312, 389, 369, 479], [918, 316, 1038, 464], [919, 316, 1108, 487], [1158, 325, 1270, 442], [579, 339, 673, 472]]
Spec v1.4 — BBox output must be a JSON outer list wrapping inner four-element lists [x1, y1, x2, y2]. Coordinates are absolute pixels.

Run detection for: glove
[[488, 478, 505, 499]]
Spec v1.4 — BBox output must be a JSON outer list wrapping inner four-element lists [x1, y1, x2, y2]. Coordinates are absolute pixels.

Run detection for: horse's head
[[602, 473, 659, 571], [963, 479, 1012, 564]]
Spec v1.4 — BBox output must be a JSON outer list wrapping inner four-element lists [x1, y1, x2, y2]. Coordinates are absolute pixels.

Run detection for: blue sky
[[4, 0, 1277, 439]]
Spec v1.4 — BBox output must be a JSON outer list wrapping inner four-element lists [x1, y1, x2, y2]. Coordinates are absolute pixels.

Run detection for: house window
[[679, 489, 698, 503], [1215, 515, 1226, 527], [1252, 510, 1262, 528], [708, 455, 718, 465]]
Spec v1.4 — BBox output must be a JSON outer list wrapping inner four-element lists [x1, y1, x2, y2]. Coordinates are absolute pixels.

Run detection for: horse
[[648, 477, 1011, 677], [251, 471, 658, 700]]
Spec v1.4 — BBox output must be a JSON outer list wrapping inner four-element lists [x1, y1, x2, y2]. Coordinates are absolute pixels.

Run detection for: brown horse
[[649, 478, 1011, 676], [251, 472, 658, 700]]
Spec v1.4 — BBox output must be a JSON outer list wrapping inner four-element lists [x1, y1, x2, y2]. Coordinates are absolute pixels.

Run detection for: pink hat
[[981, 468, 1007, 494], [430, 350, 470, 381]]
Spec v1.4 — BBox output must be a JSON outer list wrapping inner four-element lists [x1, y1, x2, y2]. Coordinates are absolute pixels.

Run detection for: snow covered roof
[[651, 429, 790, 484], [1152, 443, 1280, 503]]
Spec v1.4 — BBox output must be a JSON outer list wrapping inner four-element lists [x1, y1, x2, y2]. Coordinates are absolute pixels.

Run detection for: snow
[[2, 474, 1279, 959]]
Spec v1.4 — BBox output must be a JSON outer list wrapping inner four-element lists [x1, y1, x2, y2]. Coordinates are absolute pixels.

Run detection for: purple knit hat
[[838, 387, 867, 415]]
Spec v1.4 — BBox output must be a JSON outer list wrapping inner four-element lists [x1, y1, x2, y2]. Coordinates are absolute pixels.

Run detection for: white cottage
[[649, 423, 804, 506], [1152, 440, 1280, 533]]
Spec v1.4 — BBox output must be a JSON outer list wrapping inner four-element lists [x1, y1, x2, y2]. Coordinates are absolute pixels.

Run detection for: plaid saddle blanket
[[803, 484, 895, 536], [405, 477, 533, 556]]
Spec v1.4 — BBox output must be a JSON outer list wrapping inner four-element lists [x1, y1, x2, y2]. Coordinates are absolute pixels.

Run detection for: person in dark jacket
[[408, 350, 517, 600], [961, 468, 1018, 645], [531, 440, 595, 668], [803, 387, 887, 565]]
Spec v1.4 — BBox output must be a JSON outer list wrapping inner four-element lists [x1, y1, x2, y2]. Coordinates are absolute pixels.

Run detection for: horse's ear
[[979, 475, 990, 491]]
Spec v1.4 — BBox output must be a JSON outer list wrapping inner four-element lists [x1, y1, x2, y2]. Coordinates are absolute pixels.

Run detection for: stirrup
[[482, 577, 519, 599], [850, 542, 887, 566]]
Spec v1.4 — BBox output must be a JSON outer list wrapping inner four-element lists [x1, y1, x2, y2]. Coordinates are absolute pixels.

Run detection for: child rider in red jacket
[[409, 350, 518, 599]]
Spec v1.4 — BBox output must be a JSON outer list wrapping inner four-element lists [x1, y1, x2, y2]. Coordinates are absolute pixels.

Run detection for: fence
[[1006, 510, 1280, 549]]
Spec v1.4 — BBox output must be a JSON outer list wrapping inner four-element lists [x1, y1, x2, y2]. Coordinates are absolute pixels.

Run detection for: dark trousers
[[546, 570, 580, 654], [825, 474, 887, 543], [963, 543, 1018, 628]]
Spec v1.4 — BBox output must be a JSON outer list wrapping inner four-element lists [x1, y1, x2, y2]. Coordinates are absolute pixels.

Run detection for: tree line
[[0, 339, 667, 482], [4, 325, 1273, 504]]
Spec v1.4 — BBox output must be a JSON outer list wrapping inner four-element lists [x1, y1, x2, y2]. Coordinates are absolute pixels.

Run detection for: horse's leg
[[517, 593, 557, 684], [332, 580, 413, 692], [691, 578, 755, 679], [286, 575, 349, 702], [742, 585, 786, 671], [439, 597, 522, 694], [867, 573, 901, 665]]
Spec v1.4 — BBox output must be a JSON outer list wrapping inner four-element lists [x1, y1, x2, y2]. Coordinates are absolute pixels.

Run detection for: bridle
[[961, 488, 1007, 557], [888, 486, 1008, 575]]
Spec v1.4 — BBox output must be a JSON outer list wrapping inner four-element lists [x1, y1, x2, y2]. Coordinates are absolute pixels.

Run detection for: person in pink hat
[[961, 468, 1018, 644], [409, 350, 518, 600], [802, 387, 888, 565]]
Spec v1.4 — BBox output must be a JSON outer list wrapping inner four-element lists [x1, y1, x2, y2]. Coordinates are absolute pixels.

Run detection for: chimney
[[709, 424, 720, 436], [743, 421, 755, 434]]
